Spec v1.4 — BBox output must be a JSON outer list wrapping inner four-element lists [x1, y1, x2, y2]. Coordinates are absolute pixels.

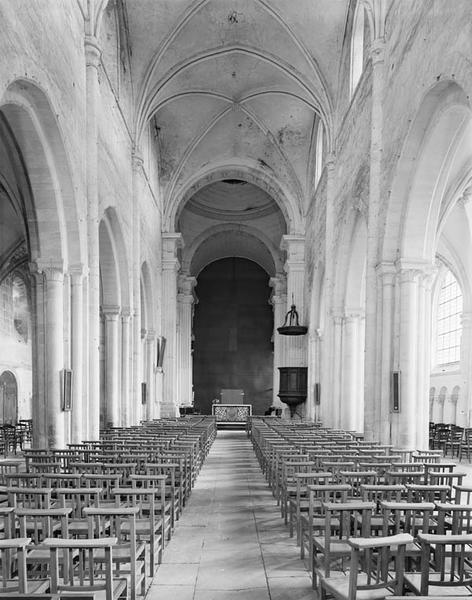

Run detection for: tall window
[[350, 3, 366, 97], [436, 269, 463, 365]]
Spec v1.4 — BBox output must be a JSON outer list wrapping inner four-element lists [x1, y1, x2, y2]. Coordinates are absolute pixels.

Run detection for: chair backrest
[[405, 483, 449, 503], [344, 533, 413, 600], [0, 537, 31, 593], [435, 502, 472, 534], [380, 501, 435, 537], [16, 507, 71, 544], [415, 532, 472, 595], [42, 537, 124, 600]]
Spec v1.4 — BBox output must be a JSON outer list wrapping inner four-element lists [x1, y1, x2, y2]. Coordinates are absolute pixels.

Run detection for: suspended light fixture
[[277, 297, 307, 336]]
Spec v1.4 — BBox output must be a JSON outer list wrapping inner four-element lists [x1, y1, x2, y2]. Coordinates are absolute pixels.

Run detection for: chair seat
[[321, 571, 397, 600], [0, 578, 49, 595], [404, 571, 472, 596]]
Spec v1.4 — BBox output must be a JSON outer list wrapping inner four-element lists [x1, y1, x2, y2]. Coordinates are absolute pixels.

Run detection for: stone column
[[331, 312, 343, 429], [102, 306, 121, 427], [121, 309, 131, 426], [396, 264, 424, 450], [177, 275, 197, 408], [161, 233, 183, 417], [269, 274, 287, 410], [416, 268, 434, 449], [131, 152, 144, 425], [364, 38, 385, 442], [30, 264, 46, 447], [145, 329, 156, 420], [70, 265, 85, 443], [341, 310, 364, 432], [322, 156, 336, 427], [85, 36, 101, 440], [461, 312, 472, 426], [376, 262, 396, 443], [39, 264, 66, 448]]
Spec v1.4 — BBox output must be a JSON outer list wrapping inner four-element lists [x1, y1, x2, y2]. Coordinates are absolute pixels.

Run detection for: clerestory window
[[436, 269, 462, 365]]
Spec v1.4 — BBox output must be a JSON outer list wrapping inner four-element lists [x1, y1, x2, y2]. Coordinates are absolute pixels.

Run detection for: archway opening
[[0, 371, 18, 424], [193, 258, 274, 416]]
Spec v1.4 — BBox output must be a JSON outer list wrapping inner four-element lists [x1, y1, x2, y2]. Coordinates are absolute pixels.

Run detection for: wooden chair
[[435, 501, 472, 535], [280, 460, 315, 524], [319, 533, 413, 600], [143, 463, 181, 527], [7, 487, 53, 513], [289, 471, 333, 541], [0, 538, 48, 595], [380, 501, 436, 569], [300, 483, 351, 567], [17, 507, 72, 577], [404, 532, 472, 596], [339, 470, 378, 498], [359, 484, 405, 534], [429, 471, 465, 500], [54, 487, 104, 538], [459, 427, 472, 461], [41, 537, 127, 600], [111, 487, 164, 576], [84, 506, 146, 600], [129, 473, 172, 541], [454, 484, 472, 504], [312, 501, 374, 589]]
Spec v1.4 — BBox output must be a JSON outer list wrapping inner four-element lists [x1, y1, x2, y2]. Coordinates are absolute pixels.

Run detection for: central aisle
[[147, 430, 313, 600]]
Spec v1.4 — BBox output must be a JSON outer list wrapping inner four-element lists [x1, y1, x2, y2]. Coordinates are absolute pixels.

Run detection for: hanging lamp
[[277, 296, 307, 336]]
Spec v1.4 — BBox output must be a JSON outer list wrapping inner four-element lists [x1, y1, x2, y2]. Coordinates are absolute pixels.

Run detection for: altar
[[212, 403, 252, 424]]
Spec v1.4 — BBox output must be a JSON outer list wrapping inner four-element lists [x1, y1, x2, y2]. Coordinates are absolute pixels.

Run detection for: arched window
[[350, 1, 369, 98], [314, 121, 324, 187], [436, 269, 463, 365]]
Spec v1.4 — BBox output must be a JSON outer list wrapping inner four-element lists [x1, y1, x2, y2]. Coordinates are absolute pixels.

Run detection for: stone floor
[[146, 430, 313, 600]]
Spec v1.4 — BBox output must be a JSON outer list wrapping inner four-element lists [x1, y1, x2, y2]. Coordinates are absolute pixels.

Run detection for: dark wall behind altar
[[193, 257, 274, 416]]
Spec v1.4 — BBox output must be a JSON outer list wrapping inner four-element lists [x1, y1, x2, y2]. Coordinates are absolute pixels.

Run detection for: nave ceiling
[[123, 0, 349, 232]]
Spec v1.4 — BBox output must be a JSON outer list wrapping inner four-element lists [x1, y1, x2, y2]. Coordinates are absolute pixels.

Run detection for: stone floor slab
[[144, 431, 313, 599]]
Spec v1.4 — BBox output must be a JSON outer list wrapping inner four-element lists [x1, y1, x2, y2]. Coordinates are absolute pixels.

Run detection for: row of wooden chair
[[251, 417, 472, 598], [0, 415, 217, 599]]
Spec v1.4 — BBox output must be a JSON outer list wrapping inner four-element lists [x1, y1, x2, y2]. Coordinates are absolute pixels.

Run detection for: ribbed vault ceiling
[[127, 0, 349, 215]]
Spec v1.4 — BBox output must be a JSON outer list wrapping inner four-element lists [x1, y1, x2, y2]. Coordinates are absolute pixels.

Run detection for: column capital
[[376, 261, 396, 285], [344, 308, 365, 322], [177, 274, 197, 299], [31, 260, 65, 283], [269, 274, 287, 297], [84, 35, 102, 68], [396, 258, 433, 283], [162, 233, 184, 271], [331, 308, 344, 325], [102, 305, 121, 319], [281, 234, 305, 259], [281, 235, 305, 276], [69, 263, 88, 283], [121, 307, 132, 320]]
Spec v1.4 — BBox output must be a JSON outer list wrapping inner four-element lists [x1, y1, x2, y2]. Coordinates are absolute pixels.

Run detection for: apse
[[193, 257, 274, 416]]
